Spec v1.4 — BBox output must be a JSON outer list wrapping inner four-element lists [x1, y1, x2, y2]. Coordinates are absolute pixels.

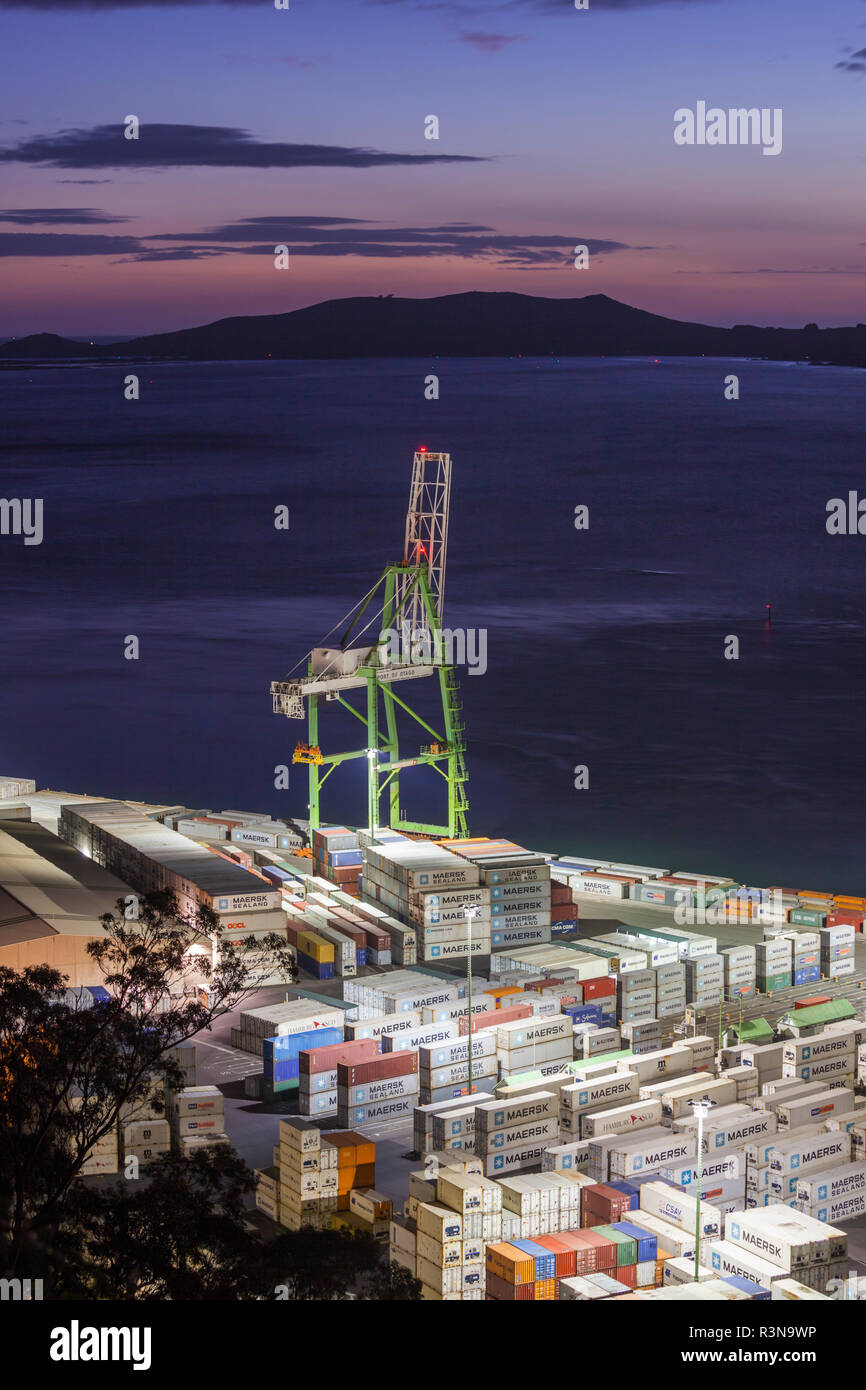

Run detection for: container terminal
[[4, 456, 866, 1302], [3, 777, 866, 1302]]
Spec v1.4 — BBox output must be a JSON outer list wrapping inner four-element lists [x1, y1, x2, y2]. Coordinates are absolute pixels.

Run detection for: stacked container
[[721, 944, 756, 999], [297, 1036, 379, 1117], [685, 953, 724, 1008], [782, 1028, 857, 1087], [262, 1026, 343, 1099], [789, 930, 821, 987], [337, 1051, 420, 1127], [278, 1120, 375, 1227], [820, 923, 856, 981], [655, 961, 687, 1020], [169, 1085, 226, 1150], [121, 1117, 171, 1168], [419, 1032, 498, 1106], [442, 838, 554, 952], [363, 840, 486, 962], [756, 936, 793, 992], [474, 1091, 559, 1176], [312, 825, 363, 892], [616, 969, 656, 1025], [495, 1013, 573, 1080]]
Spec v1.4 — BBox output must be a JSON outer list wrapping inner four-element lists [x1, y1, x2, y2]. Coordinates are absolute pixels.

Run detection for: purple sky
[[2, 0, 866, 335]]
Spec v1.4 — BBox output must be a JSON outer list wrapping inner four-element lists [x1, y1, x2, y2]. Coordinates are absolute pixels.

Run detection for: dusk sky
[[2, 0, 865, 336]]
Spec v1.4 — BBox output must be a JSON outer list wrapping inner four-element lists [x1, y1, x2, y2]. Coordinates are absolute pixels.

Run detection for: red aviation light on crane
[[418, 445, 427, 452]]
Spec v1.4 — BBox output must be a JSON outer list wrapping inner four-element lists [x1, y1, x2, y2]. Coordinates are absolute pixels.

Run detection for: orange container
[[534, 1278, 556, 1301], [486, 1242, 535, 1285], [483, 986, 524, 1007], [327, 1132, 375, 1167]]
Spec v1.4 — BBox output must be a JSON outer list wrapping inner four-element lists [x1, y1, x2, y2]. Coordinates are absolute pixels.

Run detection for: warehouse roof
[[0, 822, 134, 943]]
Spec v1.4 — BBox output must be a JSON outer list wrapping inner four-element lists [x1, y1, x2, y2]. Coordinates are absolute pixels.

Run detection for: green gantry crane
[[270, 449, 469, 839]]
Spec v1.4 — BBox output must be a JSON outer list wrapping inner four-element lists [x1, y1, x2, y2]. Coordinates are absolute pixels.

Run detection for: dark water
[[1, 356, 864, 891]]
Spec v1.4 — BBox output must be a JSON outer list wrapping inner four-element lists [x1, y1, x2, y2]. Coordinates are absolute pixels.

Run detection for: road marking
[[195, 1038, 249, 1059]]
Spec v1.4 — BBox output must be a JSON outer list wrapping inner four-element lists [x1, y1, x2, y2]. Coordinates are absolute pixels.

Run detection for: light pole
[[691, 1100, 710, 1283], [462, 904, 481, 1094], [366, 748, 378, 838]]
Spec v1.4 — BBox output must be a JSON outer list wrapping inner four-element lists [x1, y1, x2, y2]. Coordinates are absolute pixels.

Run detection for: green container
[[757, 971, 792, 992], [790, 908, 826, 927], [593, 1224, 637, 1267]]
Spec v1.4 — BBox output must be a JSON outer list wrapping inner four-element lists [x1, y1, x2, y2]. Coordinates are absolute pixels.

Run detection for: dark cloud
[[0, 233, 143, 255], [120, 247, 225, 261], [56, 179, 114, 185], [0, 123, 486, 170], [836, 48, 866, 73], [460, 32, 529, 52], [0, 209, 637, 269], [144, 227, 632, 266], [0, 207, 127, 224]]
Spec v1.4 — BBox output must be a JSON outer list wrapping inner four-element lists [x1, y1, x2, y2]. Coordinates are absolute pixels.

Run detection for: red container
[[551, 903, 579, 921], [827, 910, 864, 929], [329, 865, 362, 887], [298, 1038, 379, 1075], [460, 1003, 533, 1034], [582, 976, 616, 1000], [337, 1052, 418, 1087], [534, 1234, 575, 1279], [617, 1263, 637, 1288], [362, 923, 392, 952], [323, 913, 368, 954], [795, 995, 831, 1010], [581, 1183, 633, 1226], [574, 1229, 616, 1271], [555, 1231, 600, 1274], [551, 883, 573, 905]]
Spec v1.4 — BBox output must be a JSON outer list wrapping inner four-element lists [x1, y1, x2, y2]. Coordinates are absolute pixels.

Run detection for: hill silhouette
[[2, 292, 865, 365]]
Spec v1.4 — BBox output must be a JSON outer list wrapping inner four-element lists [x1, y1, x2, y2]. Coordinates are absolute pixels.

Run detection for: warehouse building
[[0, 820, 136, 987], [59, 801, 287, 941]]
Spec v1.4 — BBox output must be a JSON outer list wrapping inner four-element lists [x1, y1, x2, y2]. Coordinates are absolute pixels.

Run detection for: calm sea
[[1, 356, 864, 890]]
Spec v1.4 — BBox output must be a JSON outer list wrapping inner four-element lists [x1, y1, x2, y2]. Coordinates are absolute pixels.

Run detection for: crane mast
[[270, 450, 468, 840]]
